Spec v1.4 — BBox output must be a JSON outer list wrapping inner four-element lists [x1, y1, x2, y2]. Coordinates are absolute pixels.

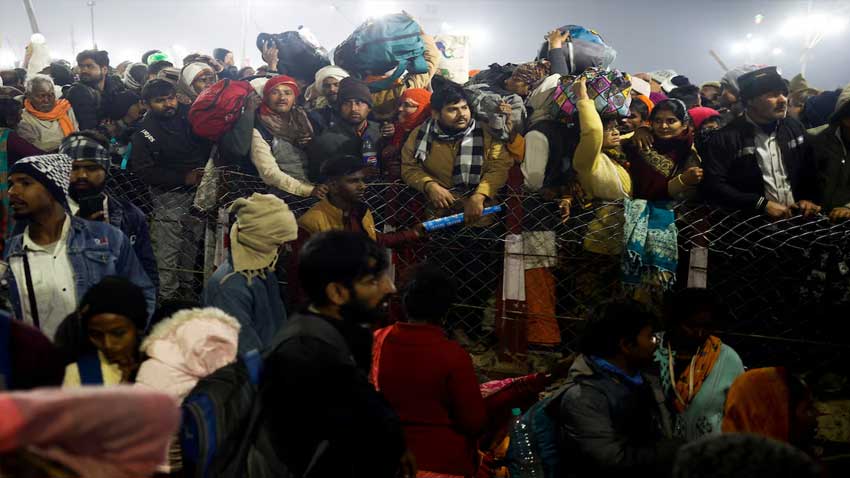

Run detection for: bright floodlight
[[755, 14, 764, 24], [0, 50, 17, 68], [363, 1, 400, 17], [781, 13, 849, 37], [772, 47, 783, 55]]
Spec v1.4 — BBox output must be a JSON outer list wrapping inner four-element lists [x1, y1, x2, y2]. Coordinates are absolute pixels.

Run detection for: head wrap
[[721, 64, 766, 95], [176, 62, 214, 104], [145, 51, 170, 66], [59, 134, 112, 172], [228, 194, 298, 284], [305, 65, 350, 102], [78, 276, 149, 332], [722, 367, 794, 442], [634, 94, 655, 115], [123, 62, 147, 91], [10, 154, 72, 207], [250, 77, 268, 97], [396, 88, 432, 136], [257, 75, 313, 143]]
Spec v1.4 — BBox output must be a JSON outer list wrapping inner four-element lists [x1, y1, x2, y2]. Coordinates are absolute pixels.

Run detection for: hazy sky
[[2, 0, 849, 89]]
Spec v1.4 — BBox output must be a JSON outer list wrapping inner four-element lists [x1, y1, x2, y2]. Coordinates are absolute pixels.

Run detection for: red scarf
[[391, 88, 432, 147]]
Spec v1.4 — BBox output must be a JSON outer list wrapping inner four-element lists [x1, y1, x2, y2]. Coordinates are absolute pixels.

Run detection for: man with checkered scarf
[[60, 131, 159, 293], [2, 153, 155, 340]]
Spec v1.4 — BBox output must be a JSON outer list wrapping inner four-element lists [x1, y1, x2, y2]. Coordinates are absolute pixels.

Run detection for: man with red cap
[[249, 74, 327, 198]]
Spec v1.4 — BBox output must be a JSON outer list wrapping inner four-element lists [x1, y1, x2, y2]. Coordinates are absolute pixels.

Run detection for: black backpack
[[180, 315, 352, 478], [257, 30, 330, 84]]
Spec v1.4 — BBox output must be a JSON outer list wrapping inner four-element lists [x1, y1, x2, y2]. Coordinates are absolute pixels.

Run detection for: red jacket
[[372, 322, 487, 477]]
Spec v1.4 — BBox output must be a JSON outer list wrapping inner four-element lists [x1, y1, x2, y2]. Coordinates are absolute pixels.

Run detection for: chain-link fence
[[107, 166, 850, 377]]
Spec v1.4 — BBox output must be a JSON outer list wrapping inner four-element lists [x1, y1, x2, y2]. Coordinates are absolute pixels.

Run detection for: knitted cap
[[338, 77, 373, 107], [59, 134, 112, 172], [10, 154, 72, 206]]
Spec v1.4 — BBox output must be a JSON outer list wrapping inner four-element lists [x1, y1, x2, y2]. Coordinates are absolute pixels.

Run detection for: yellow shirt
[[62, 351, 124, 387]]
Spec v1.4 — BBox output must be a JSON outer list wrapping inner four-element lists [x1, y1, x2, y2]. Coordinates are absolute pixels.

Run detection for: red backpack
[[189, 79, 254, 141]]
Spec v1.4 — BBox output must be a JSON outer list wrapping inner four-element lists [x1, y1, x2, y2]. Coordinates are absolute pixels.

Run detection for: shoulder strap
[[21, 248, 40, 330], [269, 314, 353, 364], [78, 353, 105, 385], [367, 59, 409, 93], [0, 312, 12, 390]]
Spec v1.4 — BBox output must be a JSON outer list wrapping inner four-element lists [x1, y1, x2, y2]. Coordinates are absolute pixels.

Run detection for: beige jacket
[[17, 108, 79, 152]]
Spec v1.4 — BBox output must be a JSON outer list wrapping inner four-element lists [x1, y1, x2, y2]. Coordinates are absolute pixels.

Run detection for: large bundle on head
[[466, 63, 520, 91], [552, 67, 632, 123], [334, 12, 429, 92], [536, 25, 617, 75], [464, 84, 527, 142], [256, 27, 330, 84]]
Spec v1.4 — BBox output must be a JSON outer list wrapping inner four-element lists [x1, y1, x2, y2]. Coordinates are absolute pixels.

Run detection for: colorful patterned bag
[[552, 67, 632, 121]]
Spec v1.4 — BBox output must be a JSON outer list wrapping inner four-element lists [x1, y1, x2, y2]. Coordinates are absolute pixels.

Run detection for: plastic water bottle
[[510, 408, 543, 478]]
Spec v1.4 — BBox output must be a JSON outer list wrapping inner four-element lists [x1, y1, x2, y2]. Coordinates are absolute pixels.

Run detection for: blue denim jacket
[[3, 216, 157, 326], [203, 255, 287, 353]]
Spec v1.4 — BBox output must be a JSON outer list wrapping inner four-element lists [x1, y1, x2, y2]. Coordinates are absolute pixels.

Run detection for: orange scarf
[[24, 99, 76, 137], [722, 367, 792, 442], [671, 335, 722, 412]]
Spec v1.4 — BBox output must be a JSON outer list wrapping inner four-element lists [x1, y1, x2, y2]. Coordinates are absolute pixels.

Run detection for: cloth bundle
[[552, 67, 632, 120]]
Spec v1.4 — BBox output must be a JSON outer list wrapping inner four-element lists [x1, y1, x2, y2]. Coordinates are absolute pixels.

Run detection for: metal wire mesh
[[106, 166, 850, 375]]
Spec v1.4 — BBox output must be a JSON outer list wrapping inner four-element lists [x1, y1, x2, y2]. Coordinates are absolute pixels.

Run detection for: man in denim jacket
[[3, 154, 155, 340]]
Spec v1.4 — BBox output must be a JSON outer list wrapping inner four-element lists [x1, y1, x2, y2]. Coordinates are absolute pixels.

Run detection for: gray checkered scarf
[[414, 118, 485, 188]]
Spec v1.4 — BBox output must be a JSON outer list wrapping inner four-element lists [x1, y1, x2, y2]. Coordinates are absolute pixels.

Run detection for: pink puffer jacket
[[135, 307, 241, 400]]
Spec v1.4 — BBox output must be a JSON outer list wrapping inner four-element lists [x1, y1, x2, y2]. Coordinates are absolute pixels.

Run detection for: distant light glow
[[30, 33, 46, 44], [362, 1, 400, 18], [772, 47, 783, 55], [171, 44, 189, 61], [0, 50, 17, 68], [780, 13, 849, 37], [755, 14, 764, 24]]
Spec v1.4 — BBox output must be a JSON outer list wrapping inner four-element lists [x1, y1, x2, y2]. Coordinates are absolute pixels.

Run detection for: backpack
[[189, 79, 255, 141], [180, 315, 352, 478], [536, 25, 617, 75], [466, 63, 519, 90], [257, 29, 330, 84], [506, 386, 568, 478], [334, 13, 429, 92]]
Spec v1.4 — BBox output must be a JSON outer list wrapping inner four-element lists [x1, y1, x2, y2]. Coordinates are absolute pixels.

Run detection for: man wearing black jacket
[[65, 50, 126, 131], [261, 231, 415, 478], [129, 79, 210, 301], [701, 66, 821, 219]]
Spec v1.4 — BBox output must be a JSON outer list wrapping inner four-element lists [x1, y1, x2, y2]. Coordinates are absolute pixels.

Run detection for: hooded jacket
[[135, 307, 240, 399]]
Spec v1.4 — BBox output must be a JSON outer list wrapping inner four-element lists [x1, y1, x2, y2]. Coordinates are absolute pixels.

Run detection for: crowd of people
[[0, 15, 848, 478]]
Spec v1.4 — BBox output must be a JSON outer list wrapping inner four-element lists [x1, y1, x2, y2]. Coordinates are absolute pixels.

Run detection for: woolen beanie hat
[[688, 106, 721, 130], [738, 66, 787, 102], [79, 276, 149, 332], [59, 134, 112, 172], [229, 193, 298, 281], [10, 154, 72, 207], [802, 89, 841, 129], [337, 77, 373, 107]]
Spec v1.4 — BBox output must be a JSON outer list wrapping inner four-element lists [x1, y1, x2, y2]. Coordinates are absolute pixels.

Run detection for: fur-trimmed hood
[[139, 307, 241, 381]]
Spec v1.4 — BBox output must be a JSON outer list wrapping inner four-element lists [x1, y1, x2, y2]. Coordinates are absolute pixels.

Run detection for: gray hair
[[25, 74, 55, 95]]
